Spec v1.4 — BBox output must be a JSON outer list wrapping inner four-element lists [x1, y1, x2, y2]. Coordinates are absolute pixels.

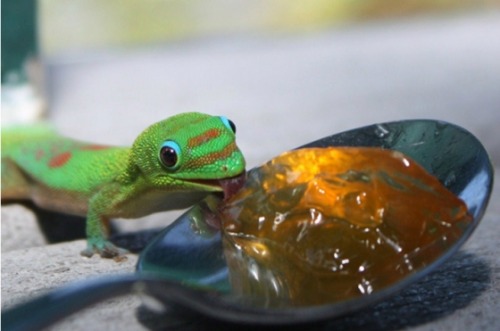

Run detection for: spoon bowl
[[3, 119, 493, 330], [137, 119, 493, 324]]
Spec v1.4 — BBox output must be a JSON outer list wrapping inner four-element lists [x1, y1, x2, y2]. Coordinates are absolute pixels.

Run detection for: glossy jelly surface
[[219, 147, 472, 307]]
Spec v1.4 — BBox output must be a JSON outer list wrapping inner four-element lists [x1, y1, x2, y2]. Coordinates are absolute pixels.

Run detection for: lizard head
[[130, 112, 246, 197]]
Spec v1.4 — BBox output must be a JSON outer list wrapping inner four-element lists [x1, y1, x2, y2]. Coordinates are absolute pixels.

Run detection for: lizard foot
[[81, 239, 129, 260]]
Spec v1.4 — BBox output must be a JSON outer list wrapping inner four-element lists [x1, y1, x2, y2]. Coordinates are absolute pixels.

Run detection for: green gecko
[[1, 112, 246, 258]]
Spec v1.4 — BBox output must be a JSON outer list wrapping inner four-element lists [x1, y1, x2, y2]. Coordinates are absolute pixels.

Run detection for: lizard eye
[[159, 140, 181, 169], [220, 116, 236, 134]]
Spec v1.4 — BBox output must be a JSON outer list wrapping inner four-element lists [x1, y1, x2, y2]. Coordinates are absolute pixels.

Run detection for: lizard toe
[[81, 240, 129, 260]]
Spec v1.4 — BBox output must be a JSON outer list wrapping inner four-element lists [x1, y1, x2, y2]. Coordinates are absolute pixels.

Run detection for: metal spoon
[[3, 119, 493, 331]]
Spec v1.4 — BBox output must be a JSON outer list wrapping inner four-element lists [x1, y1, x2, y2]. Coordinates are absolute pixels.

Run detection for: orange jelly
[[219, 147, 472, 307]]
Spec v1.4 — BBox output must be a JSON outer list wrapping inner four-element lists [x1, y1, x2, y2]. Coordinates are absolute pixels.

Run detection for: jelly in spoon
[[220, 147, 472, 307]]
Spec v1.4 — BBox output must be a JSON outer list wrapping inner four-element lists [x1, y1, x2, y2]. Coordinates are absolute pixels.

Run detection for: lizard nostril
[[222, 165, 228, 172]]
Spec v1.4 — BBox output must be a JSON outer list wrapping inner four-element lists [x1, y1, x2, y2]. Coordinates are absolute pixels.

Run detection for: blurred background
[[2, 0, 500, 168]]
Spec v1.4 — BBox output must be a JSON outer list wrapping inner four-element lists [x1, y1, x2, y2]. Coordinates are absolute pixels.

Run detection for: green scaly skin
[[1, 112, 246, 258]]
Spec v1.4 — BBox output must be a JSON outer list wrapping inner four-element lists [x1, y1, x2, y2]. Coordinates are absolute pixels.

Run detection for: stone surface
[[1, 241, 145, 330], [1, 205, 47, 252], [1, 241, 138, 308], [2, 11, 500, 331]]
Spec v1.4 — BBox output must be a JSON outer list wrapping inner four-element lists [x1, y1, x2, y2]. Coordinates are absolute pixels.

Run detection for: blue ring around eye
[[159, 140, 181, 169], [219, 116, 236, 133]]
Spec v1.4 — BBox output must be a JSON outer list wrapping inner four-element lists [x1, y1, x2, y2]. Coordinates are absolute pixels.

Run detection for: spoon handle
[[2, 275, 140, 331]]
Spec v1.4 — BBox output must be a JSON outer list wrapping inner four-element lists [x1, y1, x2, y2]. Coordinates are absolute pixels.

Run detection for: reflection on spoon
[[2, 120, 494, 330]]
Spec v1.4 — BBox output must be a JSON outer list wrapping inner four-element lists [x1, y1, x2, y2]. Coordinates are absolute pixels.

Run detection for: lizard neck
[[116, 148, 141, 185]]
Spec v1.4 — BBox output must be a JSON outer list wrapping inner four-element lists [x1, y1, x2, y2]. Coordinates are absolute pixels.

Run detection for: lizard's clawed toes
[[81, 240, 129, 261]]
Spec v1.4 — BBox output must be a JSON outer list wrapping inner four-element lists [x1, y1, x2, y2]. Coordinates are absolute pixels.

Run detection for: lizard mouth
[[189, 172, 246, 200], [219, 172, 247, 200]]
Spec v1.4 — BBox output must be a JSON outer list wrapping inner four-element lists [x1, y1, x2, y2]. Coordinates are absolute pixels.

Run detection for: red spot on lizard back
[[49, 152, 72, 168]]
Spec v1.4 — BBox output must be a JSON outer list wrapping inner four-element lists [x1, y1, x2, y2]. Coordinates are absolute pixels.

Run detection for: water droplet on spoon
[[374, 124, 390, 138]]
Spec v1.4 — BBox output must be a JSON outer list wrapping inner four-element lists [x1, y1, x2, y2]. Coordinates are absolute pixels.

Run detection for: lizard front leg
[[80, 188, 129, 258]]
